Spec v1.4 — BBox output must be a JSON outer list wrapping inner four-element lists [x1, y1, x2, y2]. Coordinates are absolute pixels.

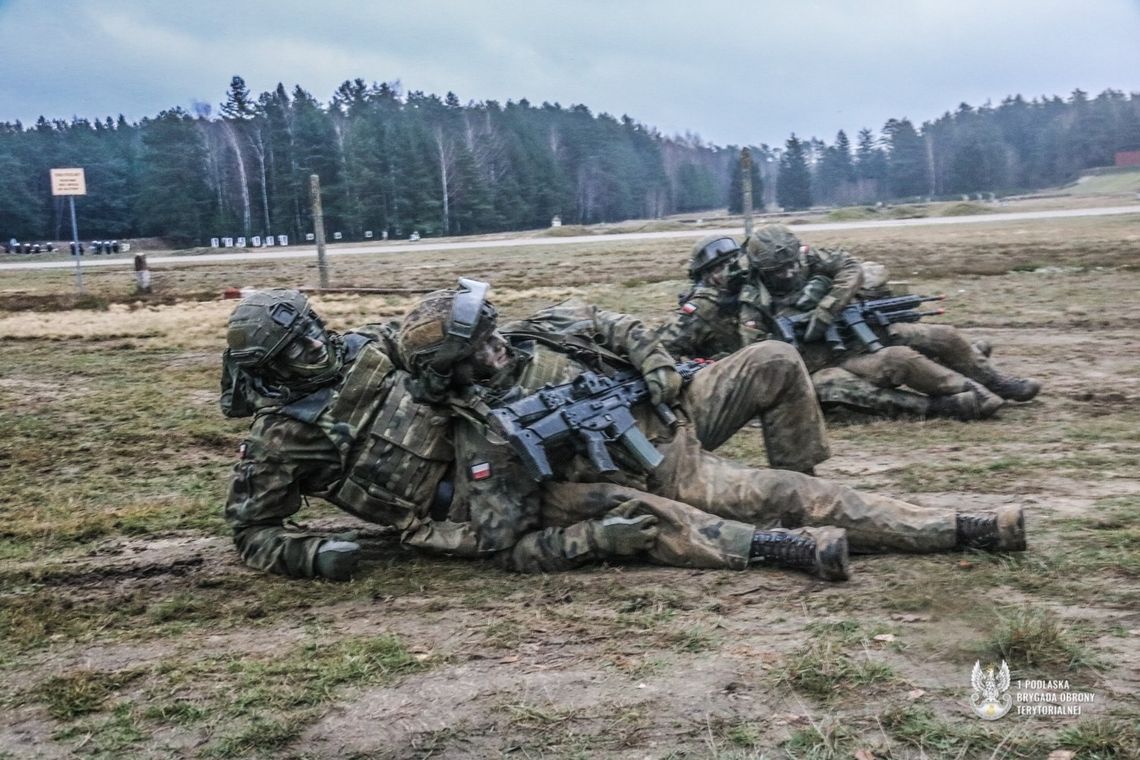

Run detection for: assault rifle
[[487, 361, 707, 482], [774, 293, 946, 354]]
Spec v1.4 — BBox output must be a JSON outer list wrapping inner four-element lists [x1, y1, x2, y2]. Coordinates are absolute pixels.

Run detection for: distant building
[[1114, 150, 1140, 167]]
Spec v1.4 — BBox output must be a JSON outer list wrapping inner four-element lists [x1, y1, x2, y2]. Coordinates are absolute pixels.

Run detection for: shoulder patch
[[470, 462, 493, 481], [681, 302, 697, 315]]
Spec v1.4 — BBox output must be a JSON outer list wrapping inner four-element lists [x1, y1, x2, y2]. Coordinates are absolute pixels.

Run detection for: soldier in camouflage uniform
[[654, 234, 748, 361], [740, 225, 1040, 420], [220, 289, 844, 580], [396, 280, 1028, 582], [661, 230, 1040, 420]]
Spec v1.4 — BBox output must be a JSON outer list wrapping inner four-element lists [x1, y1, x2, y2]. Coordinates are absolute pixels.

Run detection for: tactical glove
[[803, 307, 834, 343], [315, 539, 361, 581], [793, 275, 834, 311], [645, 366, 683, 406], [587, 499, 659, 557]]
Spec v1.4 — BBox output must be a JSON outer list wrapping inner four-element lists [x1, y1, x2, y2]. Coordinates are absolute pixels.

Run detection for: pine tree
[[777, 134, 813, 210], [854, 128, 888, 202], [136, 109, 213, 245], [883, 118, 929, 199], [0, 122, 45, 239]]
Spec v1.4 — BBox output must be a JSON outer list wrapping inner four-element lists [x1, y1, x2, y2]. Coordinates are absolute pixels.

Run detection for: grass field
[[1, 198, 1138, 758]]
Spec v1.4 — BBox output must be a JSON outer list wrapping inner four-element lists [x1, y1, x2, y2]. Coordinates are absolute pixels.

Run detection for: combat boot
[[986, 375, 1041, 402], [750, 527, 849, 581], [927, 390, 982, 421], [971, 364, 1041, 402], [967, 381, 1005, 417], [956, 506, 1026, 552]]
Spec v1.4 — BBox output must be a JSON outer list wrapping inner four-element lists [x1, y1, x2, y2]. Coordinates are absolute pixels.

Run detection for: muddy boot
[[986, 375, 1041, 402], [750, 528, 850, 581], [967, 381, 1005, 417], [956, 506, 1026, 552], [927, 390, 982, 421], [971, 363, 1041, 402]]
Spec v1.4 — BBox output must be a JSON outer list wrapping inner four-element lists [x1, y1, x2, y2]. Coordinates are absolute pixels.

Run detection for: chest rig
[[277, 334, 453, 527]]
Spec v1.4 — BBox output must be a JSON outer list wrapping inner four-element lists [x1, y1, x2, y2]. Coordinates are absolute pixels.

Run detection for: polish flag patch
[[470, 462, 493, 480], [681, 302, 697, 314]]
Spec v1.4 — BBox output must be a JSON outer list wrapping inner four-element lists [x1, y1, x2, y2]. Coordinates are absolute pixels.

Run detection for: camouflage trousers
[[679, 341, 830, 472], [541, 481, 833, 570], [808, 323, 1002, 418], [812, 367, 931, 419], [887, 323, 996, 385], [552, 341, 959, 558], [646, 425, 957, 554]]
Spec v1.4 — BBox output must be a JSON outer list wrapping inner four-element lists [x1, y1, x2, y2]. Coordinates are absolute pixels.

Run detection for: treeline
[[776, 89, 1140, 210], [0, 77, 736, 245], [1, 81, 1138, 243]]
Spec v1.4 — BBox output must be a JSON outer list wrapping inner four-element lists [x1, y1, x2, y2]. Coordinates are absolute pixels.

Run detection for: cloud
[[1, 0, 1137, 146]]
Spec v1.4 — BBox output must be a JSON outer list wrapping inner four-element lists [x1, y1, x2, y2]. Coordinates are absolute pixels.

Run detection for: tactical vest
[[274, 334, 453, 528], [677, 285, 745, 358]]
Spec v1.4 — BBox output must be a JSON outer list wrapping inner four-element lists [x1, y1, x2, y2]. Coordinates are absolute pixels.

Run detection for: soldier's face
[[469, 331, 511, 377], [704, 255, 742, 289], [763, 260, 803, 294], [273, 320, 332, 377]]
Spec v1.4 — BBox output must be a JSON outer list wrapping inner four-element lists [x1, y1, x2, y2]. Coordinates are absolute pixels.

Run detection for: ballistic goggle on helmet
[[398, 278, 498, 381], [226, 289, 341, 381], [688, 235, 741, 281]]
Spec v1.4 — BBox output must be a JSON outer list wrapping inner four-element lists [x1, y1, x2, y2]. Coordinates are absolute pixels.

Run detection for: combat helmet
[[398, 278, 498, 401], [225, 289, 342, 389], [688, 235, 741, 281], [745, 224, 805, 294]]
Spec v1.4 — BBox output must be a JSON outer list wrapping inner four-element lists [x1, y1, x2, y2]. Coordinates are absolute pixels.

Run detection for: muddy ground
[[0, 201, 1138, 758]]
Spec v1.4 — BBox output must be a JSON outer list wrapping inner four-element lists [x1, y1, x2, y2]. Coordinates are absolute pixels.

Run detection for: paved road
[[3, 204, 1138, 272]]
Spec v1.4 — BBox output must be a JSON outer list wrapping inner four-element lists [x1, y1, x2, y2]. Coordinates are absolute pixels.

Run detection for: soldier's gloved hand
[[645, 366, 683, 406], [315, 539, 361, 581], [803, 307, 834, 342], [794, 275, 833, 311], [588, 499, 659, 557]]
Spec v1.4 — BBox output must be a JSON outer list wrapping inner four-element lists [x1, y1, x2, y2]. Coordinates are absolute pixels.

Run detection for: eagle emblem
[[970, 660, 1012, 720]]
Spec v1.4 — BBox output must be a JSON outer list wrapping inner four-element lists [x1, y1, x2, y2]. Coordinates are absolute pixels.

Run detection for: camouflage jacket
[[655, 284, 744, 360], [224, 310, 659, 576], [738, 245, 864, 344], [441, 302, 682, 572], [224, 325, 488, 578]]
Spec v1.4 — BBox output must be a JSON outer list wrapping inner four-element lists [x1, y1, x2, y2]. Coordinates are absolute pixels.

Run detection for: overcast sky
[[1, 0, 1137, 147]]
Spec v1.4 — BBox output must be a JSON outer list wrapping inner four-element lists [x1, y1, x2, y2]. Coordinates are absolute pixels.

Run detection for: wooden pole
[[310, 174, 329, 289]]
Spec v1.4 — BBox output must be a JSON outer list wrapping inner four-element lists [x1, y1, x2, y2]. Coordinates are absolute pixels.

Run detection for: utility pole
[[310, 174, 329, 289]]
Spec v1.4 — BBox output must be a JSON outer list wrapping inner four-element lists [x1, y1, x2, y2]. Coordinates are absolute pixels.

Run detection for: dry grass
[[1, 198, 1139, 757]]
